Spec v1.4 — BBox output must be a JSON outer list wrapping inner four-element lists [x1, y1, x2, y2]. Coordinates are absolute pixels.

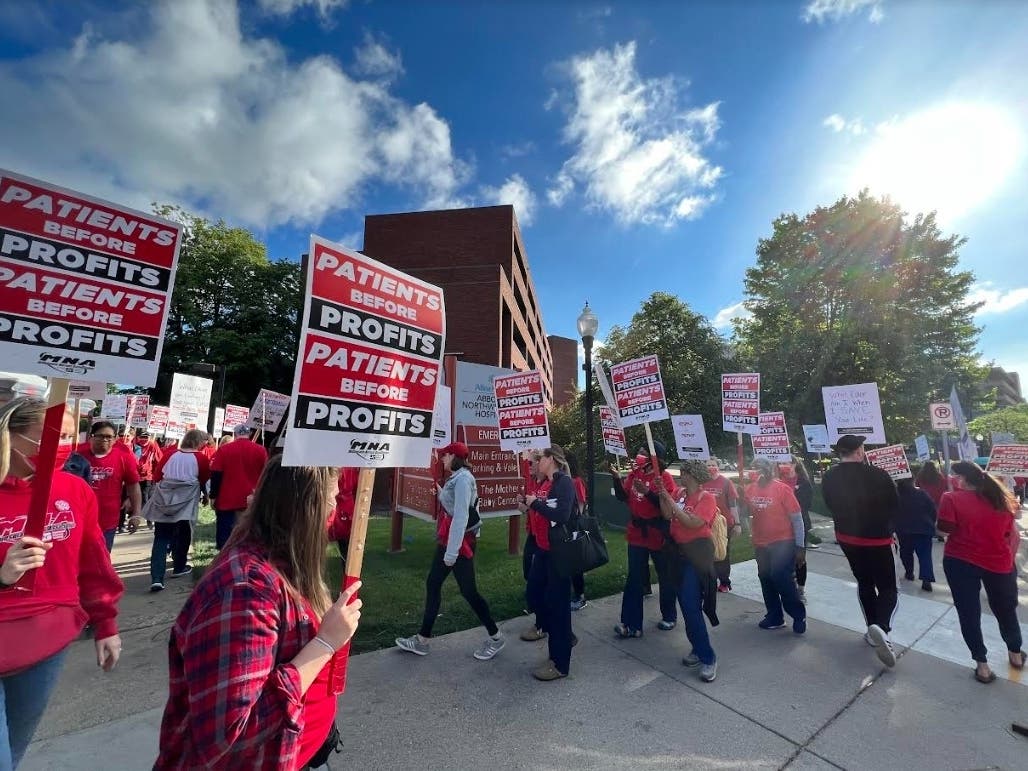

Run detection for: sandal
[[974, 665, 997, 684], [613, 623, 642, 639], [1009, 650, 1027, 670]]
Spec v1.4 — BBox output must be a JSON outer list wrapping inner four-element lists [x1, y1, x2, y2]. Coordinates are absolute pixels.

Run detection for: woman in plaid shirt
[[155, 457, 362, 770]]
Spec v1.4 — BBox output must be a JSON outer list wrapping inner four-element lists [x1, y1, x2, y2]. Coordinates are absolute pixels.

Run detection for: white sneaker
[[867, 624, 896, 668], [473, 633, 506, 661], [150, 582, 165, 593], [396, 635, 429, 656], [797, 587, 807, 604]]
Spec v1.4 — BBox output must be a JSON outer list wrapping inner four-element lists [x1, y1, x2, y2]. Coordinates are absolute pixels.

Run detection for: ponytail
[[951, 461, 1018, 514]]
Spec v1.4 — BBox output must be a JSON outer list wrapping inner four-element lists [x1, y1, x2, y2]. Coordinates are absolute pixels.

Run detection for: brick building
[[547, 335, 579, 406], [362, 205, 574, 401]]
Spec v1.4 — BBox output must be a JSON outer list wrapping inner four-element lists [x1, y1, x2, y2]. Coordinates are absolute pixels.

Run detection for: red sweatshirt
[[0, 472, 124, 647], [211, 439, 269, 512], [79, 447, 141, 531], [327, 468, 360, 542]]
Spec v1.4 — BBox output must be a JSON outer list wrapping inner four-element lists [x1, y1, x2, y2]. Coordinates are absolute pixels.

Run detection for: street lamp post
[[577, 302, 599, 516]]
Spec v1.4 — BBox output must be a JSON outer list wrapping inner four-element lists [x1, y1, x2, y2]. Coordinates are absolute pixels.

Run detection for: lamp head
[[577, 302, 599, 340]]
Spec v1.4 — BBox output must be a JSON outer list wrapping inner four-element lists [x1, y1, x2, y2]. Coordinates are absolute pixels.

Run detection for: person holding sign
[[744, 458, 807, 635], [395, 443, 505, 662], [154, 457, 362, 770], [937, 462, 1024, 684], [821, 435, 900, 668], [1, 397, 125, 769]]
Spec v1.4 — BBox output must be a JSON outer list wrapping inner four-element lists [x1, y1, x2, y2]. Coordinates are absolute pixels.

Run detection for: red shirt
[[701, 474, 738, 528], [0, 473, 124, 644], [918, 477, 948, 508], [572, 477, 586, 505], [211, 439, 269, 511], [156, 541, 336, 770], [938, 490, 1018, 573], [624, 469, 677, 551], [79, 447, 141, 531], [745, 480, 801, 547], [526, 476, 553, 550], [670, 488, 717, 544], [135, 439, 164, 481], [327, 468, 360, 542]]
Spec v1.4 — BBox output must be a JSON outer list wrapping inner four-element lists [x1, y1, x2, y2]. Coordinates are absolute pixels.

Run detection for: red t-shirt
[[528, 477, 553, 550], [745, 480, 801, 548], [938, 490, 1018, 573], [211, 439, 269, 511], [670, 488, 717, 544], [79, 447, 141, 531], [701, 474, 738, 528], [918, 477, 947, 508], [624, 469, 677, 551]]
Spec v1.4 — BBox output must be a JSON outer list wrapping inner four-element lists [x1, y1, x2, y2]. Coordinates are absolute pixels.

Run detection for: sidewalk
[[22, 520, 1028, 770]]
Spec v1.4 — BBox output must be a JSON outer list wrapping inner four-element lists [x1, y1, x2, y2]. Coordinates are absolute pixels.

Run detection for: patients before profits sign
[[0, 170, 181, 385], [609, 354, 670, 428], [493, 370, 549, 452], [722, 373, 760, 435], [283, 236, 445, 468]]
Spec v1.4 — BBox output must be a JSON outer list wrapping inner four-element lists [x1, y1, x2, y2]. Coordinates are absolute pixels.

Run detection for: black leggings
[[420, 544, 498, 638], [840, 543, 898, 633]]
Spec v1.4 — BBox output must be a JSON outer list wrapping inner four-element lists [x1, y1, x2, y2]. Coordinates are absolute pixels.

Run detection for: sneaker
[[149, 582, 165, 593], [169, 565, 193, 578], [797, 587, 807, 604], [613, 623, 643, 639], [396, 635, 430, 656], [699, 660, 718, 682], [570, 596, 588, 612], [903, 572, 914, 581], [793, 616, 807, 635], [921, 580, 933, 592], [807, 532, 822, 546], [863, 631, 877, 647], [116, 527, 126, 534], [532, 660, 567, 681], [682, 652, 701, 668], [473, 633, 506, 661], [867, 624, 896, 668], [758, 617, 786, 630], [717, 584, 730, 593], [520, 626, 547, 642], [656, 620, 676, 631]]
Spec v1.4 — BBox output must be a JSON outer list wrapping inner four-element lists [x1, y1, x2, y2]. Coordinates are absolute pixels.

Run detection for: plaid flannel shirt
[[155, 541, 326, 770]]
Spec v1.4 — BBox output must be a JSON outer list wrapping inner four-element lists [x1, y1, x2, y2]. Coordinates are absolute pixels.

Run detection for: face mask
[[14, 435, 74, 475]]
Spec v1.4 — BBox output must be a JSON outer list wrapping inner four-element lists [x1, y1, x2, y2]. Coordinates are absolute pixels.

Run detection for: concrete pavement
[[21, 515, 1028, 770]]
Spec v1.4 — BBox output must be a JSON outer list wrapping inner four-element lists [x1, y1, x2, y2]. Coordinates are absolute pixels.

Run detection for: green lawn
[[191, 510, 755, 654]]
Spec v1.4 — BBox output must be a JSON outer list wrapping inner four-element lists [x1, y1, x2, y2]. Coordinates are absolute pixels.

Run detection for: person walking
[[938, 461, 1025, 683], [154, 457, 361, 770], [895, 477, 937, 592], [657, 460, 720, 683], [611, 442, 678, 636], [134, 429, 164, 502], [396, 442, 504, 662], [209, 424, 268, 549], [745, 458, 807, 634], [916, 460, 948, 543], [132, 429, 211, 591], [567, 451, 588, 611], [702, 458, 741, 593], [518, 452, 550, 641], [821, 435, 900, 668], [1, 398, 124, 770], [79, 420, 142, 552], [792, 459, 816, 602]]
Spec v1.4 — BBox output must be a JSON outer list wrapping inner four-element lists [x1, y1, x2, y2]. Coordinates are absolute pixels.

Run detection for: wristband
[[312, 635, 336, 655]]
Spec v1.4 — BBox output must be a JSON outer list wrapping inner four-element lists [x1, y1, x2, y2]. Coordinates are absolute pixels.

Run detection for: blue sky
[[2, 0, 1027, 386]]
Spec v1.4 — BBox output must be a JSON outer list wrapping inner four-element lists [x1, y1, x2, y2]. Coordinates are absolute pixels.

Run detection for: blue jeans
[[215, 510, 239, 550], [0, 649, 68, 769], [754, 541, 806, 624], [620, 544, 677, 631], [527, 550, 573, 674], [150, 520, 192, 584], [897, 533, 935, 581], [102, 528, 116, 552], [677, 559, 715, 665]]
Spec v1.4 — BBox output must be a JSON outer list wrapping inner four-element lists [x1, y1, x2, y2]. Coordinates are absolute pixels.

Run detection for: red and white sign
[[223, 404, 250, 432], [609, 354, 669, 428], [929, 402, 955, 431], [147, 405, 170, 434], [865, 444, 912, 480], [750, 411, 791, 462], [493, 370, 549, 452], [600, 405, 627, 457], [248, 388, 291, 432], [722, 373, 760, 435], [986, 444, 1028, 476], [0, 169, 182, 385], [283, 236, 445, 468], [126, 394, 149, 429]]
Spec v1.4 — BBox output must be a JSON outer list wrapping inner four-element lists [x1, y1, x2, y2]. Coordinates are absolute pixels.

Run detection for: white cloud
[[0, 0, 467, 228], [499, 141, 536, 159], [802, 0, 884, 24], [258, 0, 348, 20], [353, 32, 403, 82], [712, 301, 752, 330], [823, 113, 866, 136], [968, 283, 1028, 315], [333, 230, 364, 251], [547, 41, 723, 227], [482, 174, 537, 226]]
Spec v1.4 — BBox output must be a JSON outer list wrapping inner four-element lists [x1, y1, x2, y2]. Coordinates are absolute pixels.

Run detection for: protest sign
[[949, 385, 977, 461], [671, 414, 711, 460], [283, 236, 445, 469], [147, 405, 170, 435], [986, 444, 1028, 476], [822, 382, 886, 445], [69, 380, 106, 400], [802, 423, 831, 454], [609, 354, 669, 428], [600, 405, 628, 457], [915, 434, 930, 461], [929, 402, 955, 431], [431, 384, 451, 448], [0, 169, 182, 386], [991, 431, 1015, 446], [750, 411, 792, 462], [493, 370, 549, 452], [100, 394, 127, 422], [594, 358, 618, 413], [721, 373, 760, 435], [126, 394, 149, 428], [865, 444, 912, 480], [248, 388, 291, 432], [213, 407, 225, 436], [223, 403, 250, 433], [169, 373, 212, 431]]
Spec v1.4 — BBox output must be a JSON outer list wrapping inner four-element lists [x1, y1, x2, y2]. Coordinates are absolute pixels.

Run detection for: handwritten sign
[[822, 382, 886, 445], [671, 414, 710, 460], [802, 423, 831, 454]]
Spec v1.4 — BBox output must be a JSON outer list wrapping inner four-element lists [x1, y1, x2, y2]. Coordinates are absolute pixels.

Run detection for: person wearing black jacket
[[524, 444, 577, 681], [821, 435, 900, 668], [895, 478, 937, 592]]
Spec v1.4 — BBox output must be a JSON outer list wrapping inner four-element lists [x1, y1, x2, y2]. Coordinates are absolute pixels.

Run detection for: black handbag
[[550, 514, 609, 578], [306, 722, 342, 768]]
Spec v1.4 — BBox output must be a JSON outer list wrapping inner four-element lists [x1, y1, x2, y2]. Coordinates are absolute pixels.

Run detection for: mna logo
[[349, 440, 390, 462], [38, 353, 96, 375]]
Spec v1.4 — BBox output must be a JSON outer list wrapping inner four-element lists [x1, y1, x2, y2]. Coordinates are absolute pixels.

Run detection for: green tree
[[968, 404, 1028, 443], [734, 192, 988, 445]]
